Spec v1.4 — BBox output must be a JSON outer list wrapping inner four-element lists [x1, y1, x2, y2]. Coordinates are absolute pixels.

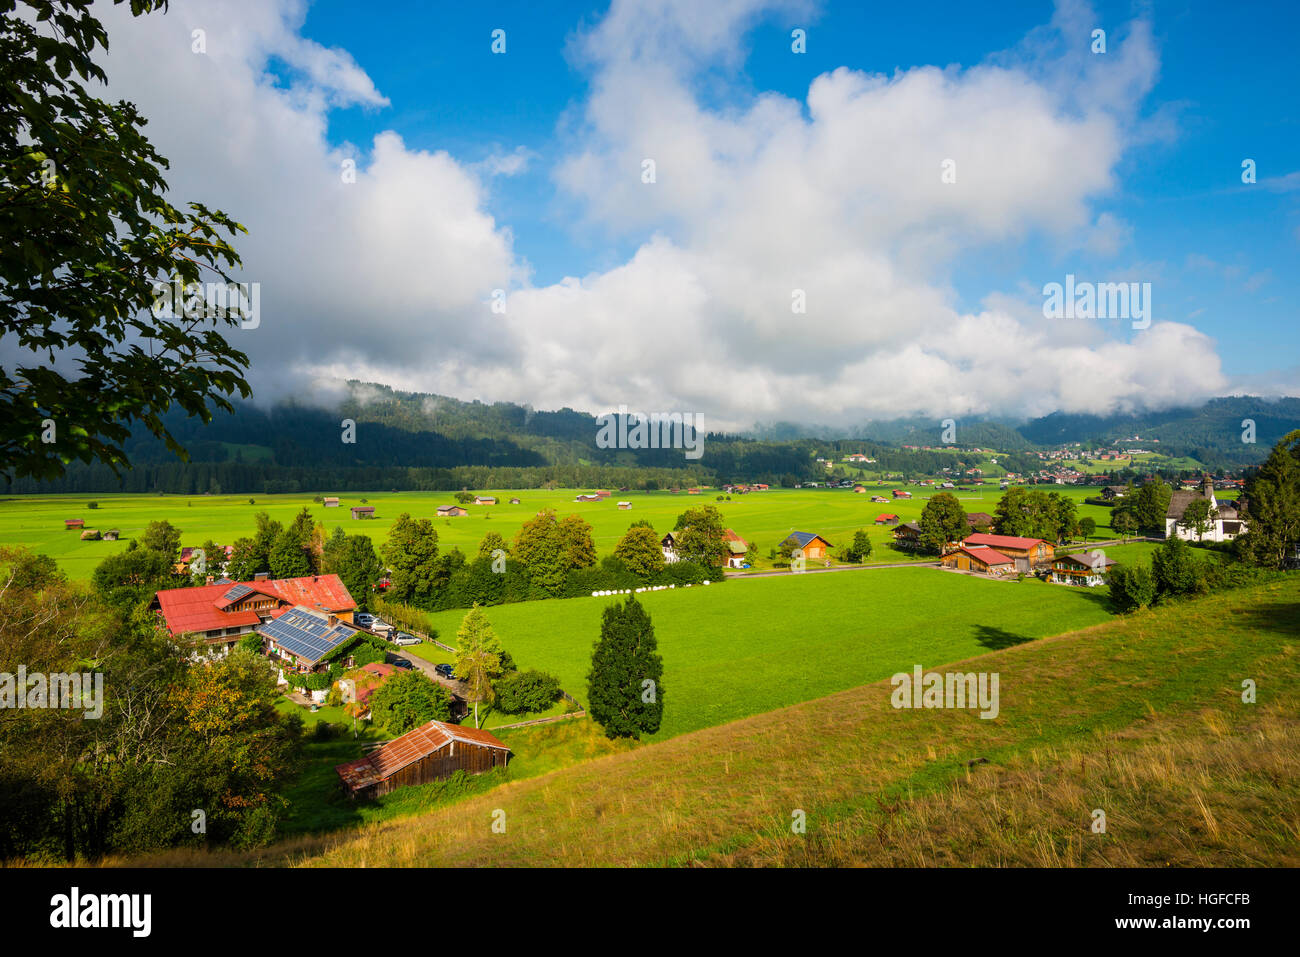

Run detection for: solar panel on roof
[[222, 583, 254, 604], [258, 609, 356, 664]]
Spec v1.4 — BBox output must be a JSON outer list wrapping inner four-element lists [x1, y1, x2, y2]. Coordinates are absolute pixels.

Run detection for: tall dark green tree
[[1151, 536, 1205, 600], [1, 0, 251, 482], [321, 530, 383, 610], [268, 527, 311, 579], [586, 595, 664, 740], [381, 512, 442, 605], [1131, 479, 1173, 532], [1239, 429, 1300, 569]]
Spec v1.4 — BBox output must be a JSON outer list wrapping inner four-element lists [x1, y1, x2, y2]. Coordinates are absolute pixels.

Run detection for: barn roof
[[964, 532, 1046, 551], [786, 531, 828, 548], [335, 720, 510, 792], [965, 512, 994, 526], [723, 529, 747, 553], [953, 545, 1014, 566], [1166, 490, 1210, 521]]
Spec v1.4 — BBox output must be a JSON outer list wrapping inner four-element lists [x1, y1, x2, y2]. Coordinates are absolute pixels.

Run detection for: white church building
[[1164, 477, 1246, 543]]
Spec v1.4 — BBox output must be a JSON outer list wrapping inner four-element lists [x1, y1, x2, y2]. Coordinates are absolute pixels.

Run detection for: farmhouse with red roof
[[151, 574, 357, 654], [958, 532, 1055, 571]]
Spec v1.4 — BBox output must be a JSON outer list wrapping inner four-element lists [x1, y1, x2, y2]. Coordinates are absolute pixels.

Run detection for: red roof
[[953, 545, 1015, 566], [362, 662, 396, 678], [154, 574, 356, 636], [335, 720, 510, 792], [875, 513, 898, 521], [964, 532, 1046, 551]]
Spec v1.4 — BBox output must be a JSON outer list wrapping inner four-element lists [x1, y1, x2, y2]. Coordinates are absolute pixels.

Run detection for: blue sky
[[292, 0, 1298, 390], [95, 0, 1300, 426]]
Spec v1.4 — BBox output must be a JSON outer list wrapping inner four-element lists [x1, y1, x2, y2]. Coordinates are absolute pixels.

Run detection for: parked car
[[392, 632, 421, 646], [388, 657, 414, 671], [434, 663, 455, 679], [355, 612, 374, 625]]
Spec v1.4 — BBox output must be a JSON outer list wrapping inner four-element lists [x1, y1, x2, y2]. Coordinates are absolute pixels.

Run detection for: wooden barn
[[64, 519, 84, 530], [350, 506, 376, 519], [784, 531, 830, 561], [437, 505, 469, 517], [941, 544, 1015, 577], [335, 720, 511, 799]]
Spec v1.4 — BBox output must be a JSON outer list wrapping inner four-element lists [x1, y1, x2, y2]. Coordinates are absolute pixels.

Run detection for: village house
[[853, 484, 868, 494], [965, 512, 995, 532], [474, 496, 497, 505], [784, 531, 831, 561], [617, 501, 632, 510], [892, 522, 923, 550], [335, 720, 511, 799], [350, 505, 375, 519], [1049, 550, 1117, 586], [64, 518, 84, 530], [874, 513, 899, 525], [1165, 476, 1247, 542], [660, 530, 682, 563], [152, 574, 357, 655], [941, 544, 1015, 577], [323, 496, 340, 507], [1101, 486, 1128, 501], [509, 497, 522, 505], [892, 490, 913, 499], [723, 529, 749, 568], [870, 495, 890, 504], [959, 533, 1054, 572], [436, 505, 469, 517]]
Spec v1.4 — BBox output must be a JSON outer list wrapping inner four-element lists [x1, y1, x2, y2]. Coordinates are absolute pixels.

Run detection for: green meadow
[[407, 565, 1125, 739], [0, 483, 1127, 580]]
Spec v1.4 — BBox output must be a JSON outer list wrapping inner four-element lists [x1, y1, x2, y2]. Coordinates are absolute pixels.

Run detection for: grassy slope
[[294, 577, 1299, 868], [0, 485, 1123, 580]]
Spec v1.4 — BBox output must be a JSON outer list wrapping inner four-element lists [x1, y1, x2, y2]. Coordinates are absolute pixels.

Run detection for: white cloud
[[89, 0, 1241, 429]]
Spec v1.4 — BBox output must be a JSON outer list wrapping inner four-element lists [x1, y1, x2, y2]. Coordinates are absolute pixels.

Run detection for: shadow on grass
[[972, 624, 1035, 650]]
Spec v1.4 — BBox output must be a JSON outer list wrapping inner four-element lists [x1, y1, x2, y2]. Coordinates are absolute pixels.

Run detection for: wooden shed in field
[[335, 720, 510, 799]]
